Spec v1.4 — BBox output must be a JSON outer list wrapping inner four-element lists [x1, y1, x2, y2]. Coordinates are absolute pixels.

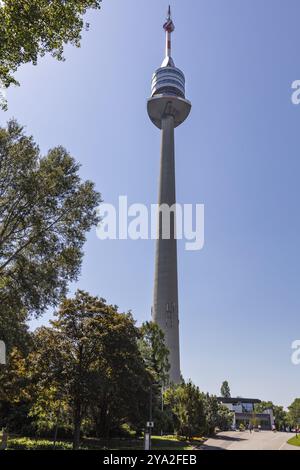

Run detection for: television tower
[[148, 6, 191, 383]]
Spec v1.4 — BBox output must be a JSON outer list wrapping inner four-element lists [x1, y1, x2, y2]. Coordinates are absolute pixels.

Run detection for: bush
[[0, 401, 35, 436], [7, 437, 72, 450]]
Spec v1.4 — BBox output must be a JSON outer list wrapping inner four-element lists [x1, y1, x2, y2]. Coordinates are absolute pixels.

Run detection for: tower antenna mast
[[163, 5, 175, 65]]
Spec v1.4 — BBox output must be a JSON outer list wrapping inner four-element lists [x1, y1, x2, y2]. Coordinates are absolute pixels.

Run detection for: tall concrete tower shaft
[[147, 7, 191, 384]]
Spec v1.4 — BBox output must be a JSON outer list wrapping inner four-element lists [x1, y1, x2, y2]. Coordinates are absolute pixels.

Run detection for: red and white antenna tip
[[163, 5, 175, 33]]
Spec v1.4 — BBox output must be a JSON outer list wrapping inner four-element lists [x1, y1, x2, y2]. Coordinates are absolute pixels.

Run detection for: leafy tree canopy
[[139, 321, 170, 387], [28, 291, 151, 448], [0, 306, 31, 355], [164, 381, 207, 439], [254, 401, 289, 429], [0, 0, 102, 108], [288, 398, 300, 426], [254, 401, 274, 413], [220, 380, 231, 398], [0, 120, 101, 317], [204, 394, 233, 434]]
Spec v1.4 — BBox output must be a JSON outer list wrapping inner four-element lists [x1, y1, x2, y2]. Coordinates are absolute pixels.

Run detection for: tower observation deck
[[147, 7, 191, 384]]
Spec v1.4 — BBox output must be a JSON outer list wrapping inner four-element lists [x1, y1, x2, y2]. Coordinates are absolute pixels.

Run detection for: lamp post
[[149, 384, 153, 449], [0, 340, 6, 365], [145, 383, 157, 450], [0, 341, 7, 450]]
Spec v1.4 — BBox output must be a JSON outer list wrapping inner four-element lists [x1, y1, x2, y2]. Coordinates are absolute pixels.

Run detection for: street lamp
[[144, 384, 155, 450], [145, 382, 161, 450], [0, 341, 7, 450]]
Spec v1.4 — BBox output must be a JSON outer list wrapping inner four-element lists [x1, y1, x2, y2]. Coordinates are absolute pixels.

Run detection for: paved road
[[200, 431, 300, 450]]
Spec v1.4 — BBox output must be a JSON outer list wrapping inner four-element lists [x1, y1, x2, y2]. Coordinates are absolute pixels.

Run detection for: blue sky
[[2, 0, 300, 407]]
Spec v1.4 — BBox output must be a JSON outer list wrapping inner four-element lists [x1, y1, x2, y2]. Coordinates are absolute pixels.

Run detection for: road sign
[[147, 421, 154, 428]]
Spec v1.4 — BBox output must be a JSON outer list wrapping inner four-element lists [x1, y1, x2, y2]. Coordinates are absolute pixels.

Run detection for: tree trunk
[[53, 405, 61, 450], [73, 403, 82, 450], [53, 424, 58, 450], [0, 429, 8, 450]]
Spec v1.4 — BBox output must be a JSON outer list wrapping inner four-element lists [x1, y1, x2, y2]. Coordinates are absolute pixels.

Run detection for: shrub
[[7, 437, 72, 450]]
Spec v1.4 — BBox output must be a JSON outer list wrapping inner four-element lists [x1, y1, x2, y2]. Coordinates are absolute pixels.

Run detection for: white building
[[218, 397, 275, 430]]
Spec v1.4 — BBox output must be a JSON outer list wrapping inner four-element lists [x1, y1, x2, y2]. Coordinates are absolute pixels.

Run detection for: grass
[[151, 435, 205, 450], [7, 438, 73, 451], [287, 435, 300, 447], [2, 434, 206, 451]]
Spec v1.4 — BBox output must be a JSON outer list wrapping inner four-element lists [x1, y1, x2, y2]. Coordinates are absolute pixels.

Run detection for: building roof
[[217, 397, 261, 404]]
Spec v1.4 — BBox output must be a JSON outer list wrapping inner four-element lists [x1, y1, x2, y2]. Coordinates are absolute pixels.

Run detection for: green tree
[[29, 291, 150, 449], [272, 405, 288, 430], [0, 305, 31, 355], [254, 401, 274, 414], [0, 347, 34, 434], [29, 385, 71, 440], [88, 318, 151, 439], [254, 401, 288, 430], [138, 322, 171, 434], [204, 394, 233, 434], [164, 381, 206, 440], [216, 403, 234, 431], [0, 120, 101, 318], [0, 0, 102, 108], [288, 398, 300, 427], [139, 321, 170, 386], [204, 395, 220, 435], [220, 380, 231, 398]]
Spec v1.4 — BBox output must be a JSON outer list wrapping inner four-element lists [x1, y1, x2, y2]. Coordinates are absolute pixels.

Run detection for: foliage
[[164, 382, 233, 439], [204, 394, 233, 434], [0, 347, 31, 403], [220, 380, 231, 398], [28, 291, 151, 449], [273, 406, 289, 430], [139, 321, 170, 386], [203, 394, 219, 435], [138, 321, 171, 435], [0, 0, 102, 108], [29, 386, 71, 435], [0, 305, 31, 355], [7, 437, 73, 450], [254, 401, 288, 430], [164, 381, 206, 440], [0, 120, 101, 317], [5, 434, 204, 451], [0, 347, 34, 434], [288, 398, 300, 427], [215, 403, 234, 431], [0, 293, 172, 447]]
